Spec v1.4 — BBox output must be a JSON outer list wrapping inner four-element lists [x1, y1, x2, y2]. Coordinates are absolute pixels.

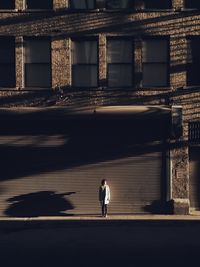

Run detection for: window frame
[[0, 0, 15, 9], [0, 36, 16, 88], [143, 0, 172, 10], [69, 0, 97, 10], [107, 37, 134, 88], [25, 0, 53, 10], [184, 0, 200, 9], [71, 37, 99, 88], [69, 0, 134, 10], [142, 37, 170, 88], [105, 0, 134, 10], [23, 37, 52, 89], [186, 36, 200, 86]]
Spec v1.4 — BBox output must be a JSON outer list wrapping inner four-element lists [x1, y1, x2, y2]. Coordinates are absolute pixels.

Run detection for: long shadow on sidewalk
[[4, 191, 76, 217]]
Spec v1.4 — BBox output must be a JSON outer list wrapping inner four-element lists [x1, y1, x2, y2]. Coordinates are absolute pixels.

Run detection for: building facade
[[0, 0, 199, 216]]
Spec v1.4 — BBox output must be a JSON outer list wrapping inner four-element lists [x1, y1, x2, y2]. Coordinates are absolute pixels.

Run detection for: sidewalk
[[1, 214, 200, 230], [1, 214, 200, 221]]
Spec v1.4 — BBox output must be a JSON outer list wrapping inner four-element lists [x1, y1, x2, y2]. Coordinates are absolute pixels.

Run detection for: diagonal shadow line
[[0, 85, 200, 108], [0, 110, 170, 181], [0, 9, 199, 34]]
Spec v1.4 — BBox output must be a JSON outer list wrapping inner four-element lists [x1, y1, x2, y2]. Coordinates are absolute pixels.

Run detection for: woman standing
[[99, 179, 111, 217]]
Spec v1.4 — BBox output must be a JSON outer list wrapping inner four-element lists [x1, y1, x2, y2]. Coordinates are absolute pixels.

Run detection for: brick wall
[[0, 0, 200, 213]]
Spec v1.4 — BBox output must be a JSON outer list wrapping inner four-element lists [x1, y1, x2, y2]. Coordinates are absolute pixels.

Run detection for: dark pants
[[101, 201, 108, 216]]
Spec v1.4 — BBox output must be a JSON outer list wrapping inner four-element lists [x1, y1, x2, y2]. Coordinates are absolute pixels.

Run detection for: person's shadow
[[5, 191, 76, 217]]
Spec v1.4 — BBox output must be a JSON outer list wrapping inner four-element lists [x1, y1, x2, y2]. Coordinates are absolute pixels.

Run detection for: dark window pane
[[187, 64, 200, 86], [188, 38, 200, 62], [185, 0, 200, 8], [25, 64, 51, 87], [107, 38, 133, 87], [142, 39, 169, 87], [24, 38, 51, 87], [106, 0, 133, 9], [0, 0, 15, 9], [72, 40, 98, 87], [0, 37, 15, 87], [24, 39, 51, 63], [72, 65, 97, 87], [72, 41, 97, 64], [0, 37, 15, 63], [26, 0, 53, 9], [142, 40, 168, 62], [107, 40, 132, 63], [144, 0, 171, 9], [108, 64, 132, 87], [143, 64, 168, 87], [0, 64, 15, 87], [96, 0, 105, 8], [187, 38, 200, 85], [70, 0, 95, 9]]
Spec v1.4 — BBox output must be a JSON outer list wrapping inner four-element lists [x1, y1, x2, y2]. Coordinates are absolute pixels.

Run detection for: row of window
[[70, 0, 200, 10], [0, 0, 200, 10], [70, 0, 171, 10], [72, 38, 169, 88], [0, 0, 53, 10], [1, 36, 200, 89], [0, 37, 51, 87]]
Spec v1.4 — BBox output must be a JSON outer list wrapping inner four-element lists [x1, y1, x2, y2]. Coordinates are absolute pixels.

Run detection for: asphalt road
[[0, 221, 199, 267]]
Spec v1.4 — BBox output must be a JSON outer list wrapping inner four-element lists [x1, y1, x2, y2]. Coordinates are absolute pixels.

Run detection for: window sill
[[0, 9, 55, 13], [137, 8, 173, 12], [67, 8, 134, 13], [183, 85, 200, 89], [181, 8, 200, 11], [61, 8, 184, 15], [76, 9, 174, 13], [4, 7, 199, 14], [0, 9, 18, 12], [0, 87, 52, 91], [0, 87, 17, 90], [67, 86, 173, 91], [21, 87, 52, 91], [21, 9, 54, 12], [137, 86, 172, 91]]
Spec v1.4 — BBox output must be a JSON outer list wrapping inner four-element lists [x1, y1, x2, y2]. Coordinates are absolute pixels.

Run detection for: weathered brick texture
[[172, 0, 184, 9], [54, 0, 68, 9], [99, 34, 107, 87], [52, 38, 71, 88]]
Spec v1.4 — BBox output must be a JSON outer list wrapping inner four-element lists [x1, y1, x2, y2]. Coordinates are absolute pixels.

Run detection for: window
[[107, 39, 133, 87], [189, 121, 200, 143], [142, 38, 169, 87], [70, 0, 96, 9], [187, 37, 200, 86], [106, 0, 133, 9], [185, 0, 200, 9], [0, 0, 15, 9], [70, 0, 133, 9], [24, 38, 51, 88], [0, 37, 15, 87], [26, 0, 53, 9], [72, 40, 98, 87], [143, 0, 171, 9]]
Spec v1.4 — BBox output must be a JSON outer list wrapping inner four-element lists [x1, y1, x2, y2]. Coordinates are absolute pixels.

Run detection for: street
[[0, 220, 200, 267]]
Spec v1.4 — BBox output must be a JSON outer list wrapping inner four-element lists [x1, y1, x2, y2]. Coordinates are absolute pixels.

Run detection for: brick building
[[0, 0, 199, 216]]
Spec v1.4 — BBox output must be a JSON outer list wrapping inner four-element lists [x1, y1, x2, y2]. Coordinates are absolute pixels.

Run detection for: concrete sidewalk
[[1, 214, 200, 230], [1, 214, 200, 221]]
